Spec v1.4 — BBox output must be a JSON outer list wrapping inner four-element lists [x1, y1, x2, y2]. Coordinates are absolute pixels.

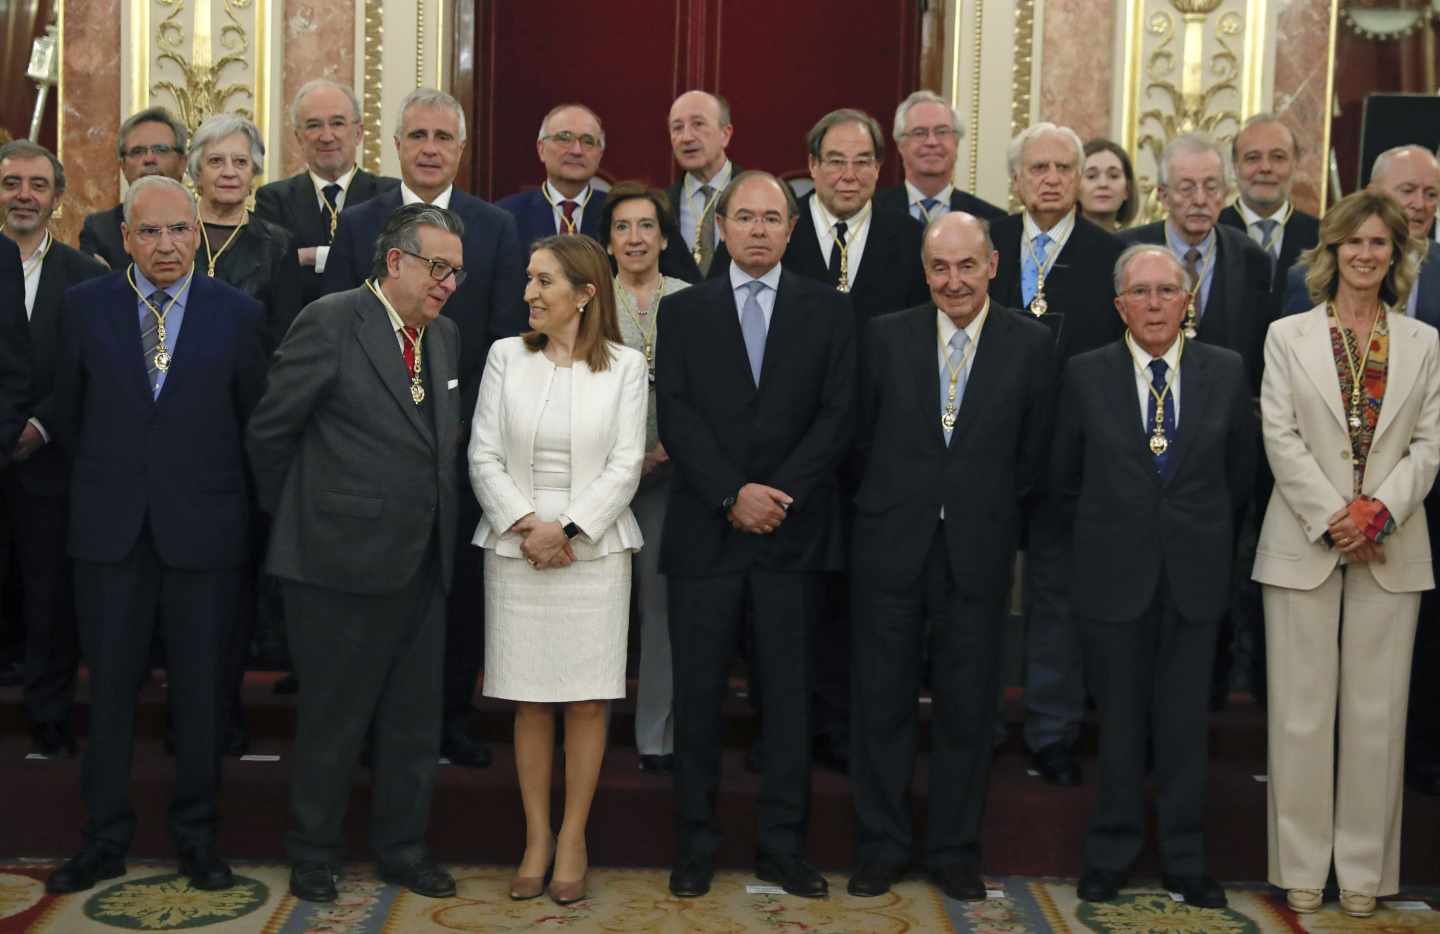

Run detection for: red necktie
[[560, 200, 578, 234], [402, 326, 419, 376]]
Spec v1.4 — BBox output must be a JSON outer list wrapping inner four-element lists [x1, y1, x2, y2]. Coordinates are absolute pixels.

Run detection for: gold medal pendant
[[942, 407, 957, 431], [1348, 411, 1362, 430], [692, 245, 703, 266], [837, 279, 850, 294], [1030, 294, 1048, 317], [1149, 431, 1169, 455], [1183, 299, 1199, 339], [153, 349, 172, 372], [410, 380, 425, 405]]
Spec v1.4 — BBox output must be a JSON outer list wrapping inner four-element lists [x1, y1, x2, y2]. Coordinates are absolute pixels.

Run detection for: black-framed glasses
[[400, 249, 466, 286], [123, 144, 180, 160]]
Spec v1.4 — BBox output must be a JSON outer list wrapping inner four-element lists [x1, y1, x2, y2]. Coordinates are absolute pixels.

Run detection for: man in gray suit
[[246, 203, 465, 904]]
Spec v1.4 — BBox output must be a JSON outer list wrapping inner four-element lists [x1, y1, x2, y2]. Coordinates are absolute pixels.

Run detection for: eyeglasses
[[1120, 284, 1186, 302], [542, 131, 603, 151], [123, 144, 180, 160], [301, 117, 355, 135], [400, 249, 467, 286], [720, 211, 788, 230], [133, 222, 195, 243], [902, 126, 958, 142], [1170, 180, 1226, 200], [818, 156, 878, 175]]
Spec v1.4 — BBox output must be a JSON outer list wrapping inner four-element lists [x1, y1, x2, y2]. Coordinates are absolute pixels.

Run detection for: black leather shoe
[[1162, 874, 1227, 909], [441, 720, 492, 769], [669, 862, 713, 897], [381, 857, 456, 898], [756, 856, 828, 898], [46, 848, 126, 893], [1031, 742, 1082, 787], [929, 863, 986, 901], [179, 848, 235, 890], [31, 720, 77, 757], [273, 673, 299, 695], [813, 734, 849, 774], [1077, 868, 1126, 903], [847, 861, 907, 897], [289, 862, 338, 902], [639, 754, 674, 773]]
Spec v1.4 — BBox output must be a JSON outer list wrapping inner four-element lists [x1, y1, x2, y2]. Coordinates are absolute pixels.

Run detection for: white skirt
[[482, 549, 632, 702]]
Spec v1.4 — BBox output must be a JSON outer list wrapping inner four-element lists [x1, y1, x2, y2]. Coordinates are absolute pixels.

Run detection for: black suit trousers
[[670, 570, 818, 865], [0, 469, 76, 723], [283, 544, 445, 866], [851, 522, 1006, 869], [73, 525, 239, 854], [1080, 580, 1215, 876]]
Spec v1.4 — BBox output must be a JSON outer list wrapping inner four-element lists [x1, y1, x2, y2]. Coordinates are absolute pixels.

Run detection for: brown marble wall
[[277, 0, 356, 179], [1271, 0, 1333, 216], [1037, 0, 1116, 142], [57, 0, 122, 248]]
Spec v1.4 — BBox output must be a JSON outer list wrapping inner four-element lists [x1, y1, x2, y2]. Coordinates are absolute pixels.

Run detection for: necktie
[[920, 196, 941, 220], [941, 328, 970, 444], [1146, 358, 1175, 476], [697, 184, 716, 274], [401, 325, 420, 377], [1184, 247, 1204, 318], [828, 221, 849, 284], [560, 200, 578, 234], [1256, 218, 1279, 258], [739, 280, 768, 386], [142, 290, 169, 395], [1021, 232, 1052, 308]]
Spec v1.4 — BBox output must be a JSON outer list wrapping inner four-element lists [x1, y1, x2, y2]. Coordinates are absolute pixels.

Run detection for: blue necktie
[[1146, 358, 1175, 476], [142, 290, 169, 396], [941, 329, 969, 444], [919, 197, 942, 221], [1021, 231, 1052, 308], [740, 280, 768, 386]]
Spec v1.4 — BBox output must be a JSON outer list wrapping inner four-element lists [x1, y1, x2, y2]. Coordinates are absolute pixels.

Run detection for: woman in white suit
[[469, 234, 648, 906], [1254, 190, 1440, 918]]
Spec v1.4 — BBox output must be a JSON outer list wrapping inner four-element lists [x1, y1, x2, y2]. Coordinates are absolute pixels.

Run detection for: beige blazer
[[468, 336, 648, 559], [1254, 304, 1440, 593]]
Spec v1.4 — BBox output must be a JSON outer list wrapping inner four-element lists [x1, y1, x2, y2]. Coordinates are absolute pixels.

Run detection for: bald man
[[666, 90, 739, 280]]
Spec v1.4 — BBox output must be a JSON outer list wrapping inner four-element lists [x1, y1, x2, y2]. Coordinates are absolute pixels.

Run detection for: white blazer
[[468, 337, 648, 558], [1254, 304, 1440, 593]]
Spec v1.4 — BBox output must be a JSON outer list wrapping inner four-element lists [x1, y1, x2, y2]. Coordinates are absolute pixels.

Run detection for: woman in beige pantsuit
[[1254, 190, 1440, 918]]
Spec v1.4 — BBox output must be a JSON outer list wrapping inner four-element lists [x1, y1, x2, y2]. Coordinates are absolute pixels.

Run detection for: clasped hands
[[1327, 505, 1385, 564], [510, 513, 574, 570], [727, 483, 793, 535]]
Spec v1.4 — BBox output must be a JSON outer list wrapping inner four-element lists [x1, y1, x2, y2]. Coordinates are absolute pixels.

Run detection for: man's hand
[[298, 247, 320, 268], [642, 442, 670, 477], [12, 423, 45, 462], [521, 520, 574, 569], [727, 483, 793, 534]]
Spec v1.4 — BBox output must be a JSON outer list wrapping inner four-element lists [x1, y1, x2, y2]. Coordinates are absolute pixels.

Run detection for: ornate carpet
[[2, 863, 1436, 932]]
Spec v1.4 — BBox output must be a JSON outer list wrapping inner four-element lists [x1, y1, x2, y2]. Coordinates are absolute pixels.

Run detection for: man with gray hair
[[875, 90, 1005, 223], [1055, 243, 1253, 909], [666, 90, 738, 279], [255, 78, 398, 307], [79, 107, 189, 269], [496, 102, 607, 243], [0, 140, 107, 758], [249, 202, 466, 903], [324, 87, 526, 770], [989, 121, 1125, 789], [1219, 114, 1319, 289]]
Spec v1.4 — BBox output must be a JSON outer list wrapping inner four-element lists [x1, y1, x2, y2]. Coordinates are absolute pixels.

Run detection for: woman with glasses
[[469, 234, 647, 906], [1254, 190, 1440, 918]]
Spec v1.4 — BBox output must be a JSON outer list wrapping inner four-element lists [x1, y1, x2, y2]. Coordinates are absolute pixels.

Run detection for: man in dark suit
[[0, 237, 28, 451], [847, 213, 1053, 901], [657, 171, 855, 899], [1120, 133, 1275, 389], [79, 107, 188, 270], [324, 87, 526, 768], [1219, 114, 1319, 291], [496, 103, 607, 245], [666, 90, 736, 280], [1055, 245, 1254, 909], [989, 122, 1125, 787], [44, 176, 267, 895], [254, 79, 398, 309], [248, 204, 464, 904], [0, 142, 107, 757], [874, 90, 1005, 223]]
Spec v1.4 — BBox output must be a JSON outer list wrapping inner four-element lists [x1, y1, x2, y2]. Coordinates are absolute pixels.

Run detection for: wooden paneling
[[462, 0, 922, 200]]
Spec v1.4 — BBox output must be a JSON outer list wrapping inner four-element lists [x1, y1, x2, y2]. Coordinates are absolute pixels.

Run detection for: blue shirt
[[1165, 222, 1217, 317], [728, 260, 781, 330], [133, 265, 194, 398]]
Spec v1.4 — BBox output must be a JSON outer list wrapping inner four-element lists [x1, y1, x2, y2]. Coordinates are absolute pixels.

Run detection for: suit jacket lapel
[[1199, 233, 1237, 347], [356, 289, 435, 446], [1165, 345, 1211, 483], [109, 275, 155, 405], [907, 306, 946, 448], [949, 307, 1005, 447], [155, 275, 215, 407], [1373, 313, 1420, 448], [1294, 306, 1348, 432], [33, 248, 67, 334], [787, 199, 830, 281], [1103, 341, 1159, 483], [758, 274, 805, 393]]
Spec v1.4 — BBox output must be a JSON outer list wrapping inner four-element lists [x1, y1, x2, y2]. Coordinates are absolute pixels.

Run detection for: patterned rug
[[2, 863, 1437, 932]]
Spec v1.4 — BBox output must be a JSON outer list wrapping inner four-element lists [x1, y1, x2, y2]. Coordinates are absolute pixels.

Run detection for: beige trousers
[[1262, 563, 1420, 896]]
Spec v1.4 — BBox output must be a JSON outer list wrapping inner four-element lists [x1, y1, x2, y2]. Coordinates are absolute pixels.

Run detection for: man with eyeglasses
[[1219, 114, 1319, 291], [79, 107, 188, 270], [255, 79, 398, 308], [44, 175, 268, 896], [1056, 245, 1253, 910], [249, 203, 466, 904], [324, 86, 525, 771], [875, 90, 1005, 224], [496, 103, 607, 244]]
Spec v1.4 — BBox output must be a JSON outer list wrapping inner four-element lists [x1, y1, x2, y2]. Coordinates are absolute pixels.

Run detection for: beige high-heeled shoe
[[509, 838, 555, 901], [1285, 888, 1323, 913]]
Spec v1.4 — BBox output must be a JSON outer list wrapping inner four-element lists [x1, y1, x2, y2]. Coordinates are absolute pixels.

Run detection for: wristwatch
[[721, 494, 737, 513], [562, 520, 582, 540]]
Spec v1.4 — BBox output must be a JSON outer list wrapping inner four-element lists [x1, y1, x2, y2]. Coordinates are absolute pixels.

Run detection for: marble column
[[57, 0, 123, 247], [1039, 0, 1118, 143], [1271, 0, 1332, 215], [278, 0, 356, 177]]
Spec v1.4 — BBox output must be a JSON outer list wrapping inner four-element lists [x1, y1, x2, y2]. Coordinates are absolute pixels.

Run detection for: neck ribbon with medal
[[617, 277, 661, 384], [938, 309, 984, 432], [1180, 235, 1217, 339], [691, 182, 722, 268], [1126, 331, 1184, 456], [366, 279, 427, 404], [127, 264, 194, 374], [1331, 301, 1386, 431], [1022, 227, 1061, 316], [200, 211, 247, 278], [541, 183, 591, 235]]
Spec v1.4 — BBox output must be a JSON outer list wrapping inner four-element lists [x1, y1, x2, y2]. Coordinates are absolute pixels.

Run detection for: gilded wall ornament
[[152, 0, 255, 134]]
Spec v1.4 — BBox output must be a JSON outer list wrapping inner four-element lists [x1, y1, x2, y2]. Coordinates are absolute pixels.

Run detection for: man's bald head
[[1369, 144, 1440, 238], [923, 212, 997, 325]]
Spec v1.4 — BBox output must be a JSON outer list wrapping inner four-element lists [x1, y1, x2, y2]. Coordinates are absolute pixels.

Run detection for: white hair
[[394, 88, 468, 142], [1113, 243, 1192, 293], [187, 114, 265, 180], [289, 78, 362, 129], [1006, 123, 1085, 178], [1157, 132, 1232, 187], [892, 90, 965, 142], [1372, 144, 1440, 185], [122, 175, 197, 224]]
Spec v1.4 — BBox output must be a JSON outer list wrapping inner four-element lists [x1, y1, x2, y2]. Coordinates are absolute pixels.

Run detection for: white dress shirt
[[309, 164, 358, 275], [907, 180, 955, 223], [544, 179, 594, 234], [1126, 331, 1182, 430], [679, 160, 733, 250], [729, 260, 782, 329], [20, 231, 49, 319], [810, 196, 873, 282], [1235, 197, 1289, 259], [401, 183, 453, 209], [1022, 207, 1077, 262]]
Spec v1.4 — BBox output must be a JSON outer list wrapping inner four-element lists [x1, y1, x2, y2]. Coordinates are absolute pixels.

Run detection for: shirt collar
[[368, 278, 409, 334], [811, 194, 873, 238], [906, 180, 954, 209], [310, 164, 358, 197], [401, 183, 453, 209], [729, 258, 783, 293], [936, 298, 989, 345], [1125, 330, 1182, 371], [1022, 207, 1075, 245], [684, 160, 733, 197], [1234, 197, 1291, 228], [20, 231, 51, 271], [133, 264, 195, 308], [543, 179, 593, 207], [1165, 220, 1216, 257]]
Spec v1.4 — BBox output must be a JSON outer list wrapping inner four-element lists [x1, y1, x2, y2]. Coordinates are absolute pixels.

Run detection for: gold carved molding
[[965, 0, 984, 193], [1009, 0, 1036, 213], [362, 0, 384, 173]]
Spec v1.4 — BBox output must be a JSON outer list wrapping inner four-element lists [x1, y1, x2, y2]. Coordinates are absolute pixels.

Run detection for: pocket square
[[447, 379, 459, 390]]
